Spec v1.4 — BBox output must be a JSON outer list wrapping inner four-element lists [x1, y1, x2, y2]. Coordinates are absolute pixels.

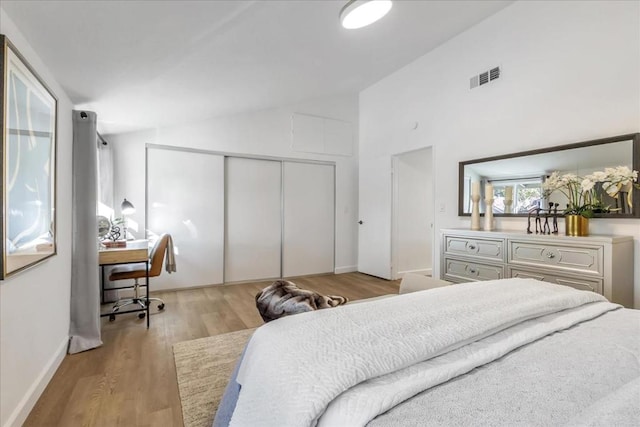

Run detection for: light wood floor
[[24, 272, 399, 427]]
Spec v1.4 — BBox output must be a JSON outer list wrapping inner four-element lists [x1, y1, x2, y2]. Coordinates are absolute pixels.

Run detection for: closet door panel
[[147, 148, 224, 290], [225, 158, 282, 282], [283, 162, 335, 277]]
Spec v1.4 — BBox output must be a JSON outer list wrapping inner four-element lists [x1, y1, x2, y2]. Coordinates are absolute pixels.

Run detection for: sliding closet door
[[225, 157, 282, 282], [283, 162, 335, 277], [147, 148, 224, 290]]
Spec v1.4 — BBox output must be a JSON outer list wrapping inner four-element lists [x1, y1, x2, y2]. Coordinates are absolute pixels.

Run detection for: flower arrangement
[[542, 166, 639, 217]]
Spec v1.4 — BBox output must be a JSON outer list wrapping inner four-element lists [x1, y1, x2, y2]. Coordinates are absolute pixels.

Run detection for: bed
[[214, 278, 640, 426]]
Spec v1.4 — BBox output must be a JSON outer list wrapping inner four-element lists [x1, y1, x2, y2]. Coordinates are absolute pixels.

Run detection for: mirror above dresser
[[458, 133, 640, 218]]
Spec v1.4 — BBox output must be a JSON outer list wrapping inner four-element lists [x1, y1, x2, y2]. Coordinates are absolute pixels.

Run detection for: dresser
[[440, 229, 634, 307]]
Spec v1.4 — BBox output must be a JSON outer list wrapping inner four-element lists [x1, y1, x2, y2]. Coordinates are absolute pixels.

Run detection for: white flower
[[544, 165, 639, 211], [542, 172, 562, 191], [602, 182, 620, 198], [560, 173, 579, 185], [588, 171, 606, 182], [581, 178, 595, 192], [601, 165, 638, 189]]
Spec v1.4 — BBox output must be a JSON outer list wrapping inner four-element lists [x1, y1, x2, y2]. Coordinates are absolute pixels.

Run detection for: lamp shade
[[340, 0, 392, 29], [121, 198, 135, 215]]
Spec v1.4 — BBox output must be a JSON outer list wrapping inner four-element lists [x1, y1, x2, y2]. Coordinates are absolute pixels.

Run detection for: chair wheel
[[109, 314, 116, 322], [138, 312, 146, 319], [158, 303, 165, 311]]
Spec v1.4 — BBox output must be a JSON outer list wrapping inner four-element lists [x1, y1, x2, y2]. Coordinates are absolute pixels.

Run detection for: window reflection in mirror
[[460, 135, 638, 217], [491, 179, 543, 214]]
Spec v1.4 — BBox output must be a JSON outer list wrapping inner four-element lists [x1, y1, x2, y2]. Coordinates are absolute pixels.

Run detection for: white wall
[[359, 1, 640, 306], [106, 94, 359, 281], [0, 10, 73, 427]]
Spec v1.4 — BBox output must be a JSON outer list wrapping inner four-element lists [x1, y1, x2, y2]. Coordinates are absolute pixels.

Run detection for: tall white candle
[[505, 186, 513, 200], [485, 184, 493, 198], [472, 181, 480, 197]]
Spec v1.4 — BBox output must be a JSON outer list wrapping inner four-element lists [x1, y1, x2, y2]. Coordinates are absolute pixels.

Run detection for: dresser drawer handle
[[469, 268, 477, 274], [546, 253, 556, 259], [468, 245, 476, 250]]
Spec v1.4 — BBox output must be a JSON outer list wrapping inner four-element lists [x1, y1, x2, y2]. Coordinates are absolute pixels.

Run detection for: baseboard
[[334, 265, 357, 274], [3, 337, 68, 427], [397, 268, 433, 278]]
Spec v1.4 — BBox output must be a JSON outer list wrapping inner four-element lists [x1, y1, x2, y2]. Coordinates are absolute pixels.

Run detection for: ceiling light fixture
[[340, 0, 393, 29]]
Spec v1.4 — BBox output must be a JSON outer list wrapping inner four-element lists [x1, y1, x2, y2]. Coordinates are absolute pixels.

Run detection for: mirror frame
[[458, 133, 640, 218], [1, 34, 58, 279]]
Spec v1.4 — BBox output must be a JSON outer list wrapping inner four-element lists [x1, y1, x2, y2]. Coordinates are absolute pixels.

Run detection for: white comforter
[[230, 278, 618, 427]]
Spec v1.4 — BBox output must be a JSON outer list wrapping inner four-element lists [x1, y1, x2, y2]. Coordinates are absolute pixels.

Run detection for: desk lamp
[[121, 198, 135, 240]]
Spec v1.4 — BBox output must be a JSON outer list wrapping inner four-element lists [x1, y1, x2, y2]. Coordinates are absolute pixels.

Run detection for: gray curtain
[[69, 110, 103, 354]]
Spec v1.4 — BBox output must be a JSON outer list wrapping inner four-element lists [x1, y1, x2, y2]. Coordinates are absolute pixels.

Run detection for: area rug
[[173, 328, 255, 427]]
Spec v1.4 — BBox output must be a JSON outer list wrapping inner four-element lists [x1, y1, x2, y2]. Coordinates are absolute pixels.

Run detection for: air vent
[[479, 71, 489, 86], [470, 66, 501, 89], [490, 67, 500, 81]]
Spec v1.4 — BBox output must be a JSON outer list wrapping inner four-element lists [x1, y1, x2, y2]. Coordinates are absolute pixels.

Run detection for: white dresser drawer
[[444, 258, 504, 282], [508, 240, 603, 276], [440, 229, 633, 307], [509, 267, 603, 294], [444, 236, 504, 262]]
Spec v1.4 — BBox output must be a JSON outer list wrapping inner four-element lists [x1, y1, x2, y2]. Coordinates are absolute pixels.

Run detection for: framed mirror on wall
[[458, 133, 640, 218], [1, 34, 58, 279]]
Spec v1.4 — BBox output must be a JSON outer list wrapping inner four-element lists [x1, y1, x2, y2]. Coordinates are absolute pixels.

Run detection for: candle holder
[[484, 198, 495, 231], [471, 194, 481, 230], [504, 198, 513, 214]]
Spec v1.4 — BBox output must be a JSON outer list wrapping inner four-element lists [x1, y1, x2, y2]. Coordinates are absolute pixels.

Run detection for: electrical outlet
[[439, 203, 446, 213]]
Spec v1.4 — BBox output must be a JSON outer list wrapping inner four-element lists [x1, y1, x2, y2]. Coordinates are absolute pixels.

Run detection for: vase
[[484, 198, 494, 231], [504, 198, 513, 214], [565, 214, 589, 236], [470, 194, 481, 230]]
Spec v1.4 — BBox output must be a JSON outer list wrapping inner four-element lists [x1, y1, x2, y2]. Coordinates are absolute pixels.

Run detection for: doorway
[[391, 147, 434, 280]]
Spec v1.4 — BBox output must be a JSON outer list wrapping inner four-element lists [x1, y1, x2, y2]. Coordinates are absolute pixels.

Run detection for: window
[[490, 178, 544, 214]]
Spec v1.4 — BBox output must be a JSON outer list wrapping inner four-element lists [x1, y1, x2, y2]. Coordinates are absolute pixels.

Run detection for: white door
[[225, 157, 282, 282], [392, 148, 433, 279], [147, 148, 225, 290], [358, 156, 393, 279], [283, 162, 335, 277]]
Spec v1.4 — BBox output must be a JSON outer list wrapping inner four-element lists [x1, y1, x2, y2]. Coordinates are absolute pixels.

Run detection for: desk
[[99, 244, 150, 328]]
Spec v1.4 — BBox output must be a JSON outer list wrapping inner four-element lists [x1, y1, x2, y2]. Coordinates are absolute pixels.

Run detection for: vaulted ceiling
[[2, 0, 512, 134]]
